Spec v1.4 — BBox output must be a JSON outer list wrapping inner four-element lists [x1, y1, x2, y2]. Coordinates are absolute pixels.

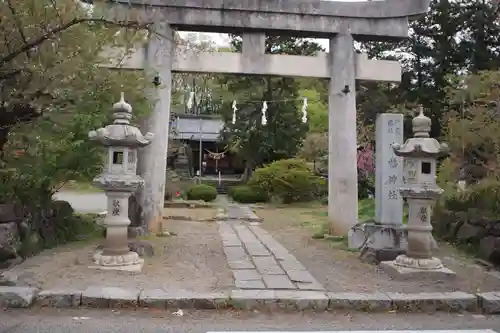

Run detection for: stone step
[[0, 286, 483, 313]]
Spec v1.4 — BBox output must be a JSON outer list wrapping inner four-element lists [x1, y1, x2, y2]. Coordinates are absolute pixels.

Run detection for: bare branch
[[5, 0, 31, 59]]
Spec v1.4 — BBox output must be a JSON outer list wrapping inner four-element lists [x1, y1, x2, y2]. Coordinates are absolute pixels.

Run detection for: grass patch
[[358, 199, 375, 222], [258, 198, 410, 244], [357, 198, 409, 224]]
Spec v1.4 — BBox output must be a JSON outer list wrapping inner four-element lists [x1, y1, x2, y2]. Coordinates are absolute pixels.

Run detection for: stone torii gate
[[95, 0, 431, 234]]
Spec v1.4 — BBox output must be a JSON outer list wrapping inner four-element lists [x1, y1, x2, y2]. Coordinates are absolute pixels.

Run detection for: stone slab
[[139, 288, 169, 309], [387, 292, 477, 313], [286, 269, 317, 283], [379, 261, 457, 280], [36, 289, 82, 308], [0, 286, 37, 308], [81, 286, 139, 308], [235, 280, 266, 290], [229, 289, 329, 311], [0, 286, 495, 313], [250, 226, 292, 260], [327, 292, 392, 312], [233, 269, 261, 281], [348, 223, 408, 252], [223, 239, 242, 247], [262, 274, 295, 290], [477, 292, 500, 314], [234, 225, 260, 243], [139, 289, 230, 309], [229, 289, 277, 310], [254, 256, 285, 275], [245, 243, 270, 257], [274, 290, 329, 311], [219, 229, 242, 247], [224, 246, 248, 261], [228, 259, 255, 270], [169, 291, 229, 309], [296, 281, 326, 291], [279, 258, 308, 272]]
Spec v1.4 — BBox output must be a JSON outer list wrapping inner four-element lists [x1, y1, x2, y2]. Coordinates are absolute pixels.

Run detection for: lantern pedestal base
[[89, 250, 144, 273], [380, 255, 456, 280]]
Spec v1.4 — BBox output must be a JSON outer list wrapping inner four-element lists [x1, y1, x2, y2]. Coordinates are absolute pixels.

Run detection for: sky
[[178, 0, 368, 51]]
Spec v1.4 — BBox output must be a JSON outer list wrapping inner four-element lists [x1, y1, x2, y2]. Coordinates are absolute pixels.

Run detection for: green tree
[[0, 0, 151, 157], [219, 35, 324, 181], [298, 88, 328, 133], [0, 0, 150, 249], [441, 70, 500, 185], [356, 0, 499, 139], [298, 132, 328, 172]]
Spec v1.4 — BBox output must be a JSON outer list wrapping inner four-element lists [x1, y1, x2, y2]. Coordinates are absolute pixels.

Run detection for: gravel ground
[[256, 207, 500, 294], [6, 221, 233, 292], [1, 308, 500, 333]]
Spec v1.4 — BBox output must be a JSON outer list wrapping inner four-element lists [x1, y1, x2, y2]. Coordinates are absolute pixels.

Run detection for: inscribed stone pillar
[[375, 113, 404, 225], [328, 34, 358, 235], [137, 24, 173, 232]]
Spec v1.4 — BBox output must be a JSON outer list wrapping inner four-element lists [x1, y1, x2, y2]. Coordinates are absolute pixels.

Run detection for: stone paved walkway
[[218, 221, 325, 291], [216, 195, 261, 220]]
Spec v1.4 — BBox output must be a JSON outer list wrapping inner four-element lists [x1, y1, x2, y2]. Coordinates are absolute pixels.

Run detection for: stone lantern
[[380, 106, 455, 279], [88, 93, 153, 272]]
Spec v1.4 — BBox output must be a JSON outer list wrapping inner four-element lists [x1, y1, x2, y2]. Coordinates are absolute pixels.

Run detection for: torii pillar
[[328, 34, 358, 236], [137, 22, 174, 233]]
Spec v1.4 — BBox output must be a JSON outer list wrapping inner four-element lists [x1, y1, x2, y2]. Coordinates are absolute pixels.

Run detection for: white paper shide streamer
[[231, 100, 237, 124], [187, 92, 195, 110], [261, 101, 268, 125], [301, 97, 308, 124]]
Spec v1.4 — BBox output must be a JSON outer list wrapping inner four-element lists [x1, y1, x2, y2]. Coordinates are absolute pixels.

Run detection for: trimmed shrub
[[230, 185, 268, 203], [187, 184, 217, 202], [249, 159, 321, 203]]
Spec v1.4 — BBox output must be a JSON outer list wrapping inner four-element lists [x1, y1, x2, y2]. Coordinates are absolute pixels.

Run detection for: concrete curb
[[0, 286, 496, 313]]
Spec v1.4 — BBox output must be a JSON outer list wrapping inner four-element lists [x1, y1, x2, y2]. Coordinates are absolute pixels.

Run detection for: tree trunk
[[0, 128, 8, 161], [242, 160, 254, 183]]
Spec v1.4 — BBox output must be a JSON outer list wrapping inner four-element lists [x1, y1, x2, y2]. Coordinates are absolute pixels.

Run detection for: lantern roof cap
[[391, 105, 448, 158], [88, 93, 154, 147]]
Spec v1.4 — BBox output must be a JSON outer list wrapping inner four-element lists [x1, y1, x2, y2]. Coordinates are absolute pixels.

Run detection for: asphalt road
[[53, 192, 106, 214], [1, 309, 500, 333]]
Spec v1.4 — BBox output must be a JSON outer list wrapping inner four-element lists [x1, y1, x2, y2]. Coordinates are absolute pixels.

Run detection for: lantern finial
[[412, 105, 431, 138], [112, 92, 133, 124]]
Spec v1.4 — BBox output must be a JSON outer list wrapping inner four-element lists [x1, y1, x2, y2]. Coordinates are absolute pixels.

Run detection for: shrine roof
[[171, 115, 223, 142]]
